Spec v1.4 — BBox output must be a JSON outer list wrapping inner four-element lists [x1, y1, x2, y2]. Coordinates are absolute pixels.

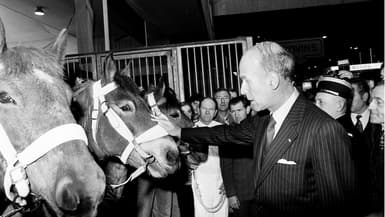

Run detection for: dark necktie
[[262, 116, 276, 163], [355, 115, 364, 133]]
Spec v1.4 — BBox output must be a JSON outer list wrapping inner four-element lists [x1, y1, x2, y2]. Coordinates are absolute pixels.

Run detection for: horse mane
[[2, 46, 63, 79]]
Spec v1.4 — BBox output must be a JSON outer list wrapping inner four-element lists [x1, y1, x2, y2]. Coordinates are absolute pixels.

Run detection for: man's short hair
[[188, 93, 204, 103], [214, 88, 230, 97], [229, 96, 250, 108], [200, 97, 218, 110], [227, 88, 238, 95], [350, 78, 370, 101], [253, 41, 295, 80]]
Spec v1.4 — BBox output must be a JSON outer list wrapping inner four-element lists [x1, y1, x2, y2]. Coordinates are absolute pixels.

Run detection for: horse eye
[[0, 92, 17, 105], [120, 104, 131, 112], [169, 111, 180, 118]]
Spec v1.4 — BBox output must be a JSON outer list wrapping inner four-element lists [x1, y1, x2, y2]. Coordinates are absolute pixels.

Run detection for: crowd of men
[[154, 41, 384, 217]]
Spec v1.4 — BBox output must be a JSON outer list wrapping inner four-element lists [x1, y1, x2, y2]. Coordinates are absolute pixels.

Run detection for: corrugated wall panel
[[213, 0, 369, 16]]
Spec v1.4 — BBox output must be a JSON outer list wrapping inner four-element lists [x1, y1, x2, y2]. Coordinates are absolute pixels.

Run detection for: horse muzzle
[[143, 136, 180, 178], [54, 175, 102, 217]]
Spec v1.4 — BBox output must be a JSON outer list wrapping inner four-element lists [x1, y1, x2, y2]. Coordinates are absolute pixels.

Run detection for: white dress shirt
[[351, 108, 370, 130], [271, 89, 300, 139]]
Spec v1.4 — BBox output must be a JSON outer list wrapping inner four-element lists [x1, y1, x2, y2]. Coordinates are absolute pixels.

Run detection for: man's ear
[[270, 72, 280, 90], [363, 92, 369, 104], [246, 106, 251, 115], [336, 98, 346, 112]]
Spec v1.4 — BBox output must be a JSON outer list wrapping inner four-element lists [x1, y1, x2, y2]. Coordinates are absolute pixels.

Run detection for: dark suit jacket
[[216, 113, 256, 201], [337, 114, 371, 215], [219, 127, 255, 201], [367, 123, 384, 213], [180, 95, 359, 217], [337, 114, 370, 173]]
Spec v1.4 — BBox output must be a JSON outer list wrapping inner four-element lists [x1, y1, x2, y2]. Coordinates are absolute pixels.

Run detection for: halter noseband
[[91, 80, 169, 186], [0, 123, 88, 207]]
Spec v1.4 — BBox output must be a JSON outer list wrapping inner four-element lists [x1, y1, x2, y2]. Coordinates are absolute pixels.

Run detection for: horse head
[[0, 18, 105, 216], [72, 54, 180, 181], [145, 77, 207, 169]]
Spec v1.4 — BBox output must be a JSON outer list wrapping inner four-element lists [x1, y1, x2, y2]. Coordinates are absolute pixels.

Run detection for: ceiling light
[[34, 6, 45, 16], [322, 35, 327, 39]]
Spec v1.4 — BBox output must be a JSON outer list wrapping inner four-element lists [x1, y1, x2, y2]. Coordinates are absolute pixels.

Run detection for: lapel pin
[[288, 138, 292, 143]]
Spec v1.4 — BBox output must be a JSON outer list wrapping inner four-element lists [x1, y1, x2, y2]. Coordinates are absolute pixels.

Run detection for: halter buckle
[[9, 165, 30, 200]]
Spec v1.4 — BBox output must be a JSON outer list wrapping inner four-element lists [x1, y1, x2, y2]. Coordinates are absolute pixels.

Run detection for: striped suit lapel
[[255, 96, 306, 188], [253, 116, 270, 187]]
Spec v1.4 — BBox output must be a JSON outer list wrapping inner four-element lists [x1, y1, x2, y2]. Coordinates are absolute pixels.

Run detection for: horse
[[0, 17, 105, 217], [134, 77, 208, 217], [71, 55, 181, 216]]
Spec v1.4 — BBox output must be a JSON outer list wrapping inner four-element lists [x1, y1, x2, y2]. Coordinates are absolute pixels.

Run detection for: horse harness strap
[[146, 92, 162, 116], [0, 123, 88, 206], [91, 81, 168, 184]]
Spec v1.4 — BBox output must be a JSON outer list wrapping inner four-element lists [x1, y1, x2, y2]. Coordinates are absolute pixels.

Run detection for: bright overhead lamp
[[34, 6, 45, 16]]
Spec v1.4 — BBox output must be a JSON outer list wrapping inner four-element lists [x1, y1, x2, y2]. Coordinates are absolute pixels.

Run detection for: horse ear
[[120, 60, 132, 77], [102, 53, 116, 84], [49, 28, 68, 61], [124, 75, 142, 95], [153, 76, 166, 100], [0, 17, 7, 54]]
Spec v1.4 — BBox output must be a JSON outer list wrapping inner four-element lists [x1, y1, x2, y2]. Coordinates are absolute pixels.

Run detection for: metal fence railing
[[63, 37, 253, 101]]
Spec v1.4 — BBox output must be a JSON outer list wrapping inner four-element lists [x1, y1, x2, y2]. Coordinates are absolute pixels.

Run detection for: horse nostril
[[166, 149, 179, 166], [55, 177, 80, 212]]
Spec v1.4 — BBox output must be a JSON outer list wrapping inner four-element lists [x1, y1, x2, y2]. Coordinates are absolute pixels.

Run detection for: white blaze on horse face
[[33, 69, 54, 83], [0, 63, 4, 73]]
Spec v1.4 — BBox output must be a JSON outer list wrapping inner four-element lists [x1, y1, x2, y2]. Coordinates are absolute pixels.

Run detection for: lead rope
[[0, 193, 44, 217], [0, 207, 23, 217], [191, 170, 226, 213]]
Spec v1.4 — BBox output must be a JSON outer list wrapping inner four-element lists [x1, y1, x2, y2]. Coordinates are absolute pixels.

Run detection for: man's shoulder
[[297, 96, 341, 126]]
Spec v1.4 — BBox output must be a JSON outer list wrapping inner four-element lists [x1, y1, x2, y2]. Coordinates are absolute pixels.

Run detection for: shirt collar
[[271, 89, 299, 137], [351, 107, 370, 129]]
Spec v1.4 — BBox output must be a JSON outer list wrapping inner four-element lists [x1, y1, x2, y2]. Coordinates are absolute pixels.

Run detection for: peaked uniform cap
[[317, 76, 353, 99]]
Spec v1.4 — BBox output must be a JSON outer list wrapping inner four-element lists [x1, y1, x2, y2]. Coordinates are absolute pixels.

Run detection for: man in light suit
[[154, 41, 358, 217]]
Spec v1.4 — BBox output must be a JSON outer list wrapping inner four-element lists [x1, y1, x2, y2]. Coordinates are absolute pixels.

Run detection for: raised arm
[[154, 113, 261, 147]]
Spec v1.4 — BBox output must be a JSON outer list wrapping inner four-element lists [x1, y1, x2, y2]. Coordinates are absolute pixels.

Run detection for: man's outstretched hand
[[151, 113, 182, 138]]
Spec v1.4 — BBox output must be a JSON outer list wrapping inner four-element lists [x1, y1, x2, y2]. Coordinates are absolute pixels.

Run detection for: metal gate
[[63, 37, 253, 102]]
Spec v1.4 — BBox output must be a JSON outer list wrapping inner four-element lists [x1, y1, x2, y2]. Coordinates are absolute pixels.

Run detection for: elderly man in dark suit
[[154, 41, 358, 217]]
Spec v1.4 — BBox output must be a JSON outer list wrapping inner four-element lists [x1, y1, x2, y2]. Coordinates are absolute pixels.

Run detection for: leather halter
[[0, 123, 88, 206], [91, 80, 169, 186], [146, 92, 162, 116]]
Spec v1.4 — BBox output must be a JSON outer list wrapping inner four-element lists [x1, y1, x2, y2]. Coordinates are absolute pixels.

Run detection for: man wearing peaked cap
[[315, 75, 371, 216], [315, 76, 353, 118]]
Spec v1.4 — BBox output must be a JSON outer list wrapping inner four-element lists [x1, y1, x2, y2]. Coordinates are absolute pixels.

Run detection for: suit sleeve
[[180, 115, 258, 147], [312, 119, 358, 212], [220, 151, 236, 197]]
